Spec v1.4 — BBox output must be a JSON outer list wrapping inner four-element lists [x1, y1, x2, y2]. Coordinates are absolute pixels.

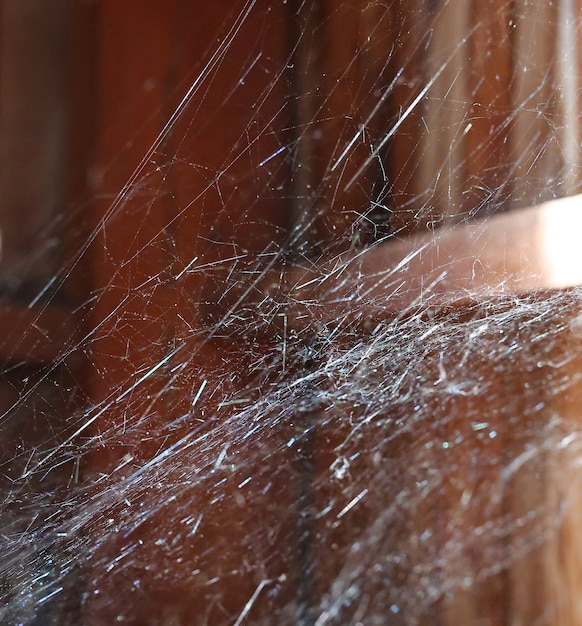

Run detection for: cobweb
[[2, 1, 582, 624]]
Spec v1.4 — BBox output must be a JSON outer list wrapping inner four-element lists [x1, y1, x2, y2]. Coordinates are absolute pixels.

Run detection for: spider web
[[1, 1, 582, 624]]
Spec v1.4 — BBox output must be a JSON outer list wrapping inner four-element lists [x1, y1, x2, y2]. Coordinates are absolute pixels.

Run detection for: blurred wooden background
[[1, 1, 581, 623]]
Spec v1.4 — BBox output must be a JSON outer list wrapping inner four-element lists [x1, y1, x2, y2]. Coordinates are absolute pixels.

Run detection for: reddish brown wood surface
[[84, 2, 300, 623], [78, 2, 582, 624]]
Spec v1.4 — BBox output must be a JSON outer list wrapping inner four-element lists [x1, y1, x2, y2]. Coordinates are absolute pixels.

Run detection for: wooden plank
[[202, 193, 582, 335], [83, 2, 299, 624], [556, 0, 581, 195], [414, 0, 472, 223], [465, 0, 513, 216], [60, 0, 99, 310], [285, 0, 396, 249], [383, 0, 431, 235], [229, 193, 582, 333], [384, 0, 515, 232], [509, 0, 562, 208], [0, 0, 73, 295]]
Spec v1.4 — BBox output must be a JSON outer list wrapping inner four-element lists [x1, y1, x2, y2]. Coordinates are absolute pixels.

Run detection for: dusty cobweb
[[1, 1, 582, 625]]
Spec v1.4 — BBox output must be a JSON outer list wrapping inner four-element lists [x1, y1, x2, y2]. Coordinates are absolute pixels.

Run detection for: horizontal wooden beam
[[204, 194, 582, 334]]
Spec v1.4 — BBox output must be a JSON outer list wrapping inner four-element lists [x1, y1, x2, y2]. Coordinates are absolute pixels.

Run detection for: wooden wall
[[1, 0, 582, 623]]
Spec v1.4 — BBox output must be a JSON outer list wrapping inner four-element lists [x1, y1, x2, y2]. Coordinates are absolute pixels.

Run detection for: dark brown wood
[[0, 0, 74, 295], [383, 0, 430, 234], [286, 0, 396, 250], [60, 0, 99, 309]]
